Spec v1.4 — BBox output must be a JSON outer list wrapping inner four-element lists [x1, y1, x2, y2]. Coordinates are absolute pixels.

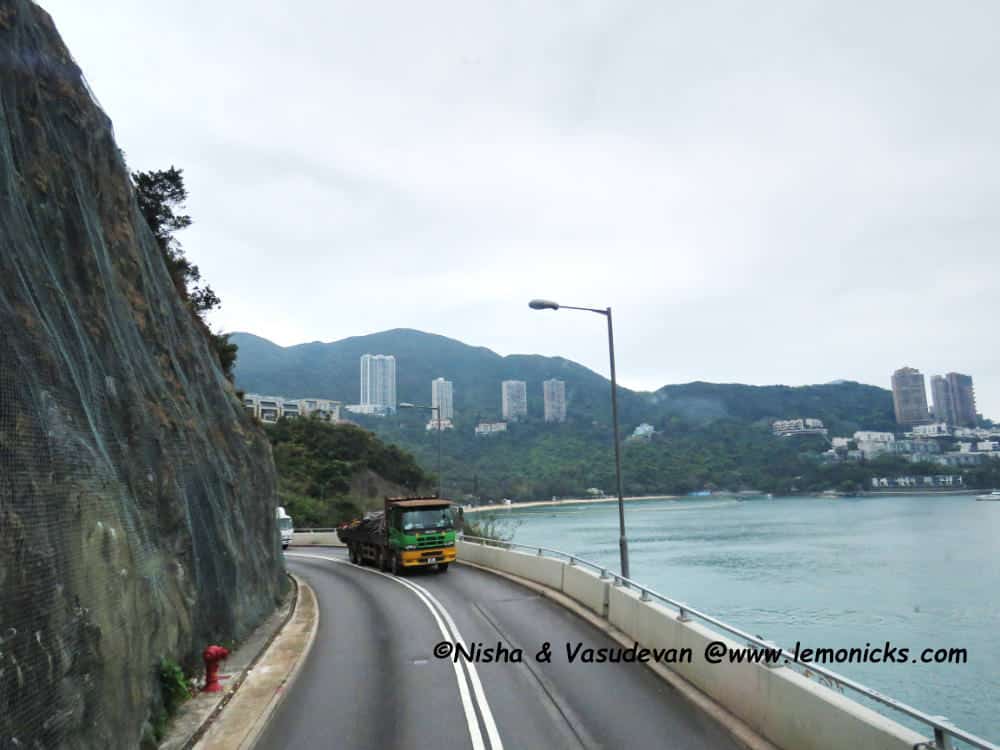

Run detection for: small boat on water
[[976, 490, 1000, 501]]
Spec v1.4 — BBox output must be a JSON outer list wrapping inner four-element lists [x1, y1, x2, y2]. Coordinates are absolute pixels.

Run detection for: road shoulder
[[192, 574, 319, 750]]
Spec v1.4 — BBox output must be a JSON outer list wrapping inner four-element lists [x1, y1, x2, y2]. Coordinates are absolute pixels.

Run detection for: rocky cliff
[[0, 2, 286, 747]]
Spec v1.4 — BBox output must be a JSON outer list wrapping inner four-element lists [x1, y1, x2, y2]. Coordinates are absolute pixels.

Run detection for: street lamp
[[399, 402, 443, 498], [528, 298, 631, 579]]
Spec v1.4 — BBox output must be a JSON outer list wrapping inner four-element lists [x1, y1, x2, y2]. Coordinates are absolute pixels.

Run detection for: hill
[[652, 381, 896, 434], [231, 330, 895, 433], [265, 418, 432, 527], [231, 328, 653, 425], [229, 330, 915, 501]]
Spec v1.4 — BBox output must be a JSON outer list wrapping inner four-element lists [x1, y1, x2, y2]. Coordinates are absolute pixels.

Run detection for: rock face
[[0, 2, 286, 747]]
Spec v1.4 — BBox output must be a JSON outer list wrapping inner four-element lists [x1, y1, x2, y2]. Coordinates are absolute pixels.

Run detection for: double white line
[[289, 552, 504, 750]]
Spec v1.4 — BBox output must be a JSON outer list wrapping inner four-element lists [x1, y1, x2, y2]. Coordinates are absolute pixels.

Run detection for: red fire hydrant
[[202, 645, 230, 693]]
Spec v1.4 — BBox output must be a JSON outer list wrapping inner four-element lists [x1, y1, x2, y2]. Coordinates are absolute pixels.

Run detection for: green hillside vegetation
[[362, 412, 1000, 500], [653, 381, 896, 434], [266, 417, 431, 527]]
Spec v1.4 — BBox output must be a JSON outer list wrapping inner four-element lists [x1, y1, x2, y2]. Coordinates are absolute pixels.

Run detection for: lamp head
[[399, 402, 414, 408], [529, 299, 560, 311]]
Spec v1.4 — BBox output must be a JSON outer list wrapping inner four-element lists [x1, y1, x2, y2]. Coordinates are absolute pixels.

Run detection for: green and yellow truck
[[337, 496, 457, 575]]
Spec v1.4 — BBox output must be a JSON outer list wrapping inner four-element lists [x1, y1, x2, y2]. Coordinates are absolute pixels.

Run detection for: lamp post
[[399, 402, 443, 498], [528, 298, 630, 579]]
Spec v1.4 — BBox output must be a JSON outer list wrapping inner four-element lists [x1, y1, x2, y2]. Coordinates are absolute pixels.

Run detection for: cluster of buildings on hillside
[[498, 379, 566, 422], [242, 394, 342, 424], [768, 419, 1000, 467], [242, 353, 570, 434], [890, 367, 978, 427], [772, 419, 829, 437], [870, 475, 966, 490], [767, 366, 992, 469]]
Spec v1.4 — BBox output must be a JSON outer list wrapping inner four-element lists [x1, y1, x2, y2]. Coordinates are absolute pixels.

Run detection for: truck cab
[[387, 499, 457, 571], [276, 506, 294, 550]]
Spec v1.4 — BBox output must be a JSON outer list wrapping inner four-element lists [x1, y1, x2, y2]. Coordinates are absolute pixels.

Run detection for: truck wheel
[[349, 545, 358, 565], [379, 550, 390, 572], [437, 563, 449, 573], [390, 554, 400, 576]]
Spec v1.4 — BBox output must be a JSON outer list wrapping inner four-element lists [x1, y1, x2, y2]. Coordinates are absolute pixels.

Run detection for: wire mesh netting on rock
[[0, 2, 287, 747]]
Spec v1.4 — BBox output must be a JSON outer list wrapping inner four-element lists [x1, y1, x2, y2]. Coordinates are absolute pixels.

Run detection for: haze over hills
[[231, 329, 897, 434]]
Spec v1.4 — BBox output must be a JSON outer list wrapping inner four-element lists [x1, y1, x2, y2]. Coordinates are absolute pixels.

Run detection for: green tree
[[266, 417, 433, 526], [132, 166, 237, 378]]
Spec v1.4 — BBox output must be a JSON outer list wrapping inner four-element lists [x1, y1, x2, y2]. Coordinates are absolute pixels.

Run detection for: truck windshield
[[400, 508, 453, 532], [278, 518, 293, 531]]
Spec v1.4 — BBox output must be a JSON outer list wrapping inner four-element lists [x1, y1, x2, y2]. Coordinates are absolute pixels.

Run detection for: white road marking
[[288, 552, 504, 750], [396, 575, 505, 750]]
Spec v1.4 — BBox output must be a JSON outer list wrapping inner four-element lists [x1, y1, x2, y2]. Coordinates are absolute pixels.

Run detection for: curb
[[193, 574, 320, 749], [163, 577, 300, 750], [457, 559, 779, 750]]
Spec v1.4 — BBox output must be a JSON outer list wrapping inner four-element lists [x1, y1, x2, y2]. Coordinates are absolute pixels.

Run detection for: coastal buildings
[[854, 431, 895, 443], [360, 354, 396, 413], [431, 377, 454, 421], [930, 375, 955, 426], [630, 423, 655, 440], [853, 430, 895, 459], [243, 394, 342, 423], [543, 379, 567, 423], [501, 380, 527, 421], [771, 418, 828, 437], [945, 373, 977, 427], [887, 440, 940, 457], [928, 372, 977, 428], [910, 422, 950, 437], [891, 367, 931, 426], [475, 421, 508, 436], [871, 475, 964, 490]]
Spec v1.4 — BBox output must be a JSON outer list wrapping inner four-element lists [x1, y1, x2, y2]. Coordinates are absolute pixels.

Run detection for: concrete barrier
[[493, 548, 564, 590], [460, 541, 929, 750], [289, 532, 343, 547], [561, 564, 609, 617], [456, 539, 482, 564]]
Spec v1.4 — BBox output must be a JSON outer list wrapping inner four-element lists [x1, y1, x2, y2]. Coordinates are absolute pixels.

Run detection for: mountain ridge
[[230, 329, 896, 433]]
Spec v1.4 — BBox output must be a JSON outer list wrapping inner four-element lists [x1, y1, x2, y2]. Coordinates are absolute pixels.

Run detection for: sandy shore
[[464, 495, 679, 513]]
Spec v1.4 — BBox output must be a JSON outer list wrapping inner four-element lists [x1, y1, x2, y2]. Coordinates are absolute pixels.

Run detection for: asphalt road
[[256, 550, 744, 750]]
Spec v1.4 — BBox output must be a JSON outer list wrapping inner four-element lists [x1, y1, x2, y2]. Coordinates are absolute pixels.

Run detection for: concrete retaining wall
[[458, 540, 928, 750]]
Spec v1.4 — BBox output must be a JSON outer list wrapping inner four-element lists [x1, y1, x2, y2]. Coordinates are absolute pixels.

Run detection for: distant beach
[[464, 495, 679, 513]]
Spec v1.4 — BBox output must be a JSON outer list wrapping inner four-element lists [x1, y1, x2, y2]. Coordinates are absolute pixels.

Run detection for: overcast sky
[[45, 1, 999, 416]]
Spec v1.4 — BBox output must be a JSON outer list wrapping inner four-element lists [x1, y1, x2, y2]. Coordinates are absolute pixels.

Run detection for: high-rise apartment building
[[431, 377, 454, 421], [930, 375, 956, 425], [891, 367, 930, 426], [946, 372, 976, 427], [930, 372, 977, 427], [360, 354, 396, 412], [543, 379, 566, 423], [501, 380, 527, 421]]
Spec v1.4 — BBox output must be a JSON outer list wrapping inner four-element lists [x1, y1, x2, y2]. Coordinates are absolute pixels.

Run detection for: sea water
[[499, 494, 1000, 741]]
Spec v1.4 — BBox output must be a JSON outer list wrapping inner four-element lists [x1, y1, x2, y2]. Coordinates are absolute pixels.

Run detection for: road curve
[[256, 550, 744, 750]]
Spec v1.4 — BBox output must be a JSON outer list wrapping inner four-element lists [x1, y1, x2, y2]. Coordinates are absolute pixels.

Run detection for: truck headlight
[[405, 545, 416, 551]]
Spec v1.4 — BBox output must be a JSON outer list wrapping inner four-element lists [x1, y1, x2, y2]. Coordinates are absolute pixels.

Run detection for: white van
[[276, 506, 294, 550]]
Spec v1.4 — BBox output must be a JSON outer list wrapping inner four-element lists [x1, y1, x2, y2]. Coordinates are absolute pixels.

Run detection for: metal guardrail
[[460, 535, 997, 750]]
